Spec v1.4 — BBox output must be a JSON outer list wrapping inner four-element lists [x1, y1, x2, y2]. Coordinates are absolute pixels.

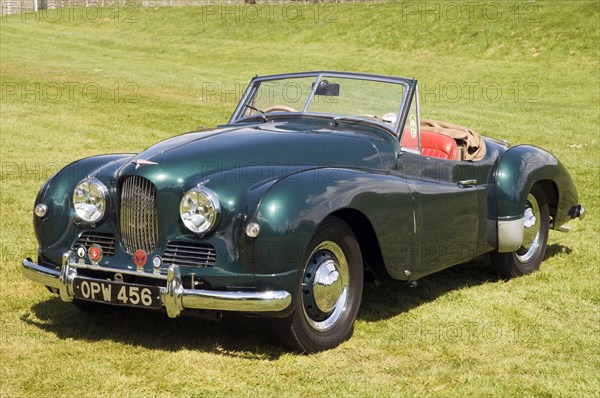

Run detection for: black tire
[[491, 184, 550, 279], [72, 298, 105, 313], [272, 216, 364, 353]]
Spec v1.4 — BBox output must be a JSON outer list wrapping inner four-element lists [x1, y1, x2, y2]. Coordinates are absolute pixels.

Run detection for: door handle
[[457, 179, 477, 188]]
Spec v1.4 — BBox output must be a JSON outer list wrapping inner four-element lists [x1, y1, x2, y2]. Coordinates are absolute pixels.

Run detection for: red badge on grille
[[89, 244, 103, 264], [133, 249, 147, 268]]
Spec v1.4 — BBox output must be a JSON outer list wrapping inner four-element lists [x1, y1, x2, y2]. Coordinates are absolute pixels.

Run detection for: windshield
[[231, 72, 412, 133]]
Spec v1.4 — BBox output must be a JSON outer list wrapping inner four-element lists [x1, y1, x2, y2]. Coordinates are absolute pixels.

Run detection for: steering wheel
[[264, 105, 298, 113]]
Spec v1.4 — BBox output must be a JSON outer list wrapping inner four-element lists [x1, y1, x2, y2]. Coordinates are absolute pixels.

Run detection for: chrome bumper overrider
[[21, 252, 292, 317], [557, 204, 585, 233], [569, 204, 585, 220]]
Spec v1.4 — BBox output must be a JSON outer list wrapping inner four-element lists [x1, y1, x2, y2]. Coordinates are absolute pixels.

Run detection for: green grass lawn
[[1, 1, 599, 396]]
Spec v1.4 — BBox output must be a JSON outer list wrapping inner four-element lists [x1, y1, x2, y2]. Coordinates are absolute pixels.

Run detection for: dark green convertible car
[[22, 71, 584, 352]]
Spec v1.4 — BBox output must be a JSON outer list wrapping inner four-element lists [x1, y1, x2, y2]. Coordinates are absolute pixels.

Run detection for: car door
[[397, 153, 482, 278], [394, 85, 481, 278]]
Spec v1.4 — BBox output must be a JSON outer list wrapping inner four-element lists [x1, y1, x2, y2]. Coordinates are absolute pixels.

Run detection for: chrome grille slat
[[74, 232, 117, 256], [163, 241, 217, 267], [163, 248, 217, 258], [163, 260, 214, 267], [134, 177, 139, 249], [137, 178, 143, 249], [120, 176, 159, 254], [165, 254, 216, 262], [145, 178, 152, 250]]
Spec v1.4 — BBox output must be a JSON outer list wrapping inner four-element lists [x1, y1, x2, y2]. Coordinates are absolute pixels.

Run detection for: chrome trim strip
[[68, 262, 167, 280], [21, 253, 291, 316]]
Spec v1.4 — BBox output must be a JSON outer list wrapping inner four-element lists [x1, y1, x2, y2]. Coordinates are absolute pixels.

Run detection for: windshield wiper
[[332, 115, 380, 126], [244, 104, 268, 122]]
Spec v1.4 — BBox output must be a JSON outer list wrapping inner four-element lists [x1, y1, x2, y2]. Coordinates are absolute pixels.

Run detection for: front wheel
[[272, 217, 363, 353], [491, 184, 550, 279]]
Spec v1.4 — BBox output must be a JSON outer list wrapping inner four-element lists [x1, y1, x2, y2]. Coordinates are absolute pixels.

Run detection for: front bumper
[[21, 252, 292, 317]]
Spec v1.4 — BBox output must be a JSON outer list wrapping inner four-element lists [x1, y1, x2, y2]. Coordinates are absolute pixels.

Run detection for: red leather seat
[[421, 131, 458, 160]]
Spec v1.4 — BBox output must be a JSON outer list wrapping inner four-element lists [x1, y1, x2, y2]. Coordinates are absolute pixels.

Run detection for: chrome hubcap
[[302, 241, 349, 332], [516, 193, 542, 263], [313, 259, 342, 313]]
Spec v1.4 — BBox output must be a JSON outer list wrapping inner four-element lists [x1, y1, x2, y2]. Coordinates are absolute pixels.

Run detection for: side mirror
[[314, 80, 340, 96]]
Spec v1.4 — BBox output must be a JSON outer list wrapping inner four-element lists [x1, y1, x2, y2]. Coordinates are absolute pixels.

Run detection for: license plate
[[73, 278, 162, 308]]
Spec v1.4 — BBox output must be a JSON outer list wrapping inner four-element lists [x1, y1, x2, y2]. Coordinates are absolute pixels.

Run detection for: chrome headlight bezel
[[179, 186, 221, 235], [72, 178, 109, 224]]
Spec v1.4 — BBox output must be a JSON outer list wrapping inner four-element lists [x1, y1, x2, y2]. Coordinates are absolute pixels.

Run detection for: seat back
[[420, 131, 458, 160]]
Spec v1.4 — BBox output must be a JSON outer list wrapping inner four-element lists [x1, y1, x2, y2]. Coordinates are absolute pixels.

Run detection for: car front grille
[[74, 232, 116, 256], [163, 241, 217, 267], [120, 175, 159, 254]]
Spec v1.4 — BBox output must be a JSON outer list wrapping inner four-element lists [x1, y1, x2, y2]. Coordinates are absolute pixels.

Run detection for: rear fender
[[491, 145, 578, 252]]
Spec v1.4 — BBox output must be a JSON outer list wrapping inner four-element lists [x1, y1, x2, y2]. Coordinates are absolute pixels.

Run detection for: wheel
[[491, 184, 550, 279], [272, 217, 363, 353], [72, 298, 105, 313]]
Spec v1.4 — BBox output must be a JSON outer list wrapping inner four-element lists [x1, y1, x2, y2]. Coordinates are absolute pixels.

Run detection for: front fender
[[252, 168, 350, 295], [251, 167, 412, 295], [34, 154, 133, 265]]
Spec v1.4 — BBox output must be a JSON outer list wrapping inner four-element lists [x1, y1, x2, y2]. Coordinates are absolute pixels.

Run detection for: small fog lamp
[[34, 203, 48, 218], [245, 222, 261, 238]]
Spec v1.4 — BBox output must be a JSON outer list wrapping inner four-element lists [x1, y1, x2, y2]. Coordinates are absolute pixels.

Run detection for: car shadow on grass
[[360, 244, 570, 322], [22, 245, 569, 357], [22, 299, 286, 359], [360, 255, 497, 323], [545, 243, 572, 257]]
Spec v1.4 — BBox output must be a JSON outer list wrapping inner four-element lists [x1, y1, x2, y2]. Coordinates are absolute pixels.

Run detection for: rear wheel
[[273, 217, 363, 353], [491, 184, 550, 279]]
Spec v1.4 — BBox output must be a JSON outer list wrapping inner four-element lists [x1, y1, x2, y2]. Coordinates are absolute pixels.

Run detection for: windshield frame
[[229, 71, 416, 138]]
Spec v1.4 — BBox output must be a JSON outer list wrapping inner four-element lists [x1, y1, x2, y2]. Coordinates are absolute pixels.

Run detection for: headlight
[[179, 186, 221, 234], [73, 178, 108, 223]]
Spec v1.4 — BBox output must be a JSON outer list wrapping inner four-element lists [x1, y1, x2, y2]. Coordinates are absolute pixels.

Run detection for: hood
[[120, 120, 388, 186]]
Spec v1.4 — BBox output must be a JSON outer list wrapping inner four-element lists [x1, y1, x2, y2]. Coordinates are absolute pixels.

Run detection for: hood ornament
[[133, 159, 158, 169]]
